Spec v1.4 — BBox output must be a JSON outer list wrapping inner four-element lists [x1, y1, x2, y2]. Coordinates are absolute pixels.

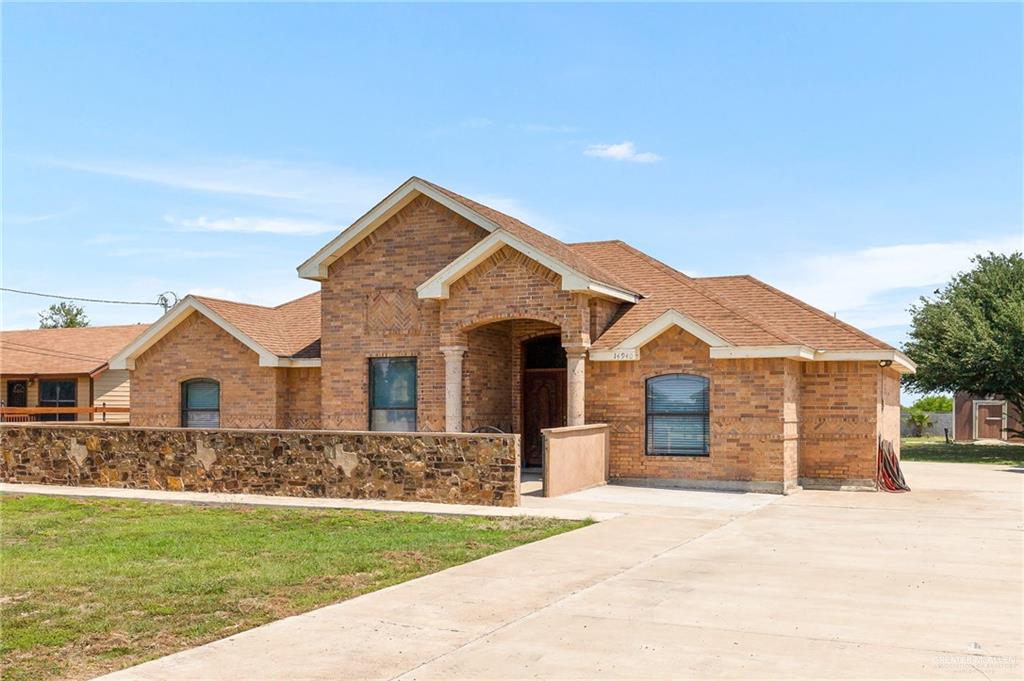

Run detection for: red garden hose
[[877, 438, 910, 492]]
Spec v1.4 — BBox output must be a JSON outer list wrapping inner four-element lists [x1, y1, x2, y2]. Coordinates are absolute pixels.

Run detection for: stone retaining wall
[[0, 424, 520, 507]]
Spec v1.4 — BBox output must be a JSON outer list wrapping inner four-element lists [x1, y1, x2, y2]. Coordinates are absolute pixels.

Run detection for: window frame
[[180, 378, 221, 429], [38, 378, 77, 422], [368, 357, 418, 432], [644, 373, 710, 457]]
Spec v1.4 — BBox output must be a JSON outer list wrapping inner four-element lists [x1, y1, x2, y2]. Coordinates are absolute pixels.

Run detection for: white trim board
[[109, 296, 321, 370], [416, 230, 638, 303]]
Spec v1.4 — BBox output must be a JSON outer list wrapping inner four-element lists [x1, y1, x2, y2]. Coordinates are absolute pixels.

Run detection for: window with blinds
[[181, 379, 220, 428], [645, 374, 709, 456]]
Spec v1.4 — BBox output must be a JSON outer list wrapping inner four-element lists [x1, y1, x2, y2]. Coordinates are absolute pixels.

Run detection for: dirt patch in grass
[[0, 494, 588, 681]]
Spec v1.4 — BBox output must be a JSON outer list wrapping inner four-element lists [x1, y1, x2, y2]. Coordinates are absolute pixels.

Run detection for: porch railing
[[0, 404, 131, 423]]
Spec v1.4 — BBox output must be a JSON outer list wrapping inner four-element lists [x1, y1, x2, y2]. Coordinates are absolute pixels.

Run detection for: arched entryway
[[520, 334, 566, 468]]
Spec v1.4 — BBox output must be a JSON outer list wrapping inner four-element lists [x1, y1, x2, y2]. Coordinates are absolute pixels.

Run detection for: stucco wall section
[[320, 196, 489, 431], [879, 368, 901, 456], [1, 424, 520, 507]]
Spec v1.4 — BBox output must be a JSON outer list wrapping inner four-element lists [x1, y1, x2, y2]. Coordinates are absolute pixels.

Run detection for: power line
[[0, 287, 161, 306], [0, 340, 107, 363], [0, 287, 178, 311]]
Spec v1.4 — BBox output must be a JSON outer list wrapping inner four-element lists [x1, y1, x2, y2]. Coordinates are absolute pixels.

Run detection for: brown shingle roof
[[696, 275, 892, 350], [571, 241, 800, 349], [570, 241, 889, 352], [0, 324, 150, 376], [417, 178, 636, 293], [192, 291, 321, 359]]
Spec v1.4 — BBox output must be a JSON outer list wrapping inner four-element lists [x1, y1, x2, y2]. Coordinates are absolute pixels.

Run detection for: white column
[[440, 345, 467, 432], [564, 345, 588, 427]]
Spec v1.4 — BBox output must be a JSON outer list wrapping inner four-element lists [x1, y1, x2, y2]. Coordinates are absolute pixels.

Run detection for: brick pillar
[[440, 345, 467, 432], [564, 345, 588, 427]]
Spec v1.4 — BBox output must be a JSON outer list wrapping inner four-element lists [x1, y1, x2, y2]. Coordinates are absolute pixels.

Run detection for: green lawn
[[0, 495, 588, 681], [901, 436, 1024, 465]]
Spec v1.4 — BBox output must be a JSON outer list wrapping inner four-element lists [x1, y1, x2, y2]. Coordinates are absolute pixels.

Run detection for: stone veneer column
[[564, 345, 588, 427], [440, 345, 467, 432]]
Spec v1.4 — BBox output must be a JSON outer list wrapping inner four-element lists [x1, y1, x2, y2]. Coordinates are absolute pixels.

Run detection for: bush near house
[[0, 495, 588, 681]]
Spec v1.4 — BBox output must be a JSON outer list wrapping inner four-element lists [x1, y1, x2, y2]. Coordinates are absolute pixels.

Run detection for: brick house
[[111, 177, 913, 492]]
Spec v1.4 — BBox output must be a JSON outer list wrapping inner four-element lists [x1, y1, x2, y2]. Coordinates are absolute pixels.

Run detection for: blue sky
[[3, 2, 1022, 375]]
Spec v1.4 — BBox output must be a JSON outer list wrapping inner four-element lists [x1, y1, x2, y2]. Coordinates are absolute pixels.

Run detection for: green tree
[[911, 395, 953, 413], [903, 252, 1024, 437], [906, 408, 932, 437], [39, 302, 90, 328]]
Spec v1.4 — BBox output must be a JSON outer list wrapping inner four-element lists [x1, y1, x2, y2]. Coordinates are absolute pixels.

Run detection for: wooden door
[[522, 370, 566, 467], [5, 381, 27, 407], [977, 403, 1004, 439]]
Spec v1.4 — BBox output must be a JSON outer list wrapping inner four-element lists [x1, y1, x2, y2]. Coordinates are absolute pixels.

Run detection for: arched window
[[181, 379, 220, 428], [645, 374, 709, 456]]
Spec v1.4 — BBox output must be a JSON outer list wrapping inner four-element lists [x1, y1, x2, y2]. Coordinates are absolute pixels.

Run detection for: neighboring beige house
[[111, 177, 914, 492], [0, 324, 149, 422]]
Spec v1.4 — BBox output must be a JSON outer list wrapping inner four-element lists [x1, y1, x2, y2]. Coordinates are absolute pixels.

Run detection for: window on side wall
[[369, 357, 417, 432], [645, 374, 710, 456], [181, 379, 220, 428], [39, 379, 77, 422]]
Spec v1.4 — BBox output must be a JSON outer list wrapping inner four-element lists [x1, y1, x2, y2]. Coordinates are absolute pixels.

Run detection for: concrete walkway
[[75, 462, 1024, 680], [0, 482, 613, 522]]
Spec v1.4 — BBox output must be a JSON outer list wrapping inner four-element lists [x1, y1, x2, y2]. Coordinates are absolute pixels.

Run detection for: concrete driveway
[[100, 462, 1022, 680]]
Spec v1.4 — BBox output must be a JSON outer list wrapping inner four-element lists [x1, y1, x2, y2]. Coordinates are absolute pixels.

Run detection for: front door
[[6, 381, 28, 407], [522, 370, 566, 467], [977, 403, 1005, 439]]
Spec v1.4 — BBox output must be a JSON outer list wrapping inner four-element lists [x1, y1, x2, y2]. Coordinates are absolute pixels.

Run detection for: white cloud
[[166, 215, 339, 236], [584, 141, 663, 163], [769, 233, 1024, 329], [39, 156, 394, 214]]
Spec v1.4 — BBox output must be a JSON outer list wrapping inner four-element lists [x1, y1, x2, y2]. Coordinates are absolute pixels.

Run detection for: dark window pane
[[181, 379, 219, 428], [371, 358, 416, 409], [186, 382, 219, 409], [647, 415, 708, 455], [645, 374, 709, 456], [369, 358, 416, 431], [39, 380, 75, 404], [647, 375, 708, 413]]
